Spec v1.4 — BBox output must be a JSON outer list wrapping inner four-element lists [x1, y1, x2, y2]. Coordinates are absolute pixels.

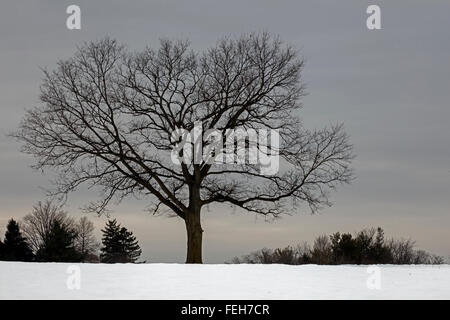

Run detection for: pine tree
[[372, 227, 393, 263], [2, 219, 34, 261], [100, 219, 122, 263], [36, 220, 82, 262], [100, 219, 142, 263], [119, 227, 142, 263]]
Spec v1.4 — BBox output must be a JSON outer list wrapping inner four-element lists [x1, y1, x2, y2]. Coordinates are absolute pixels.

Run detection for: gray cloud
[[1, 0, 449, 262]]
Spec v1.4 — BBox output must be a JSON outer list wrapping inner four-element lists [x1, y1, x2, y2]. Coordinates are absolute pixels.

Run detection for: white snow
[[1, 262, 450, 299]]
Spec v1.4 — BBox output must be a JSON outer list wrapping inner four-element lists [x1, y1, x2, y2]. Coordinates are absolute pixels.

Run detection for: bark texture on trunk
[[185, 184, 203, 263], [185, 207, 203, 263]]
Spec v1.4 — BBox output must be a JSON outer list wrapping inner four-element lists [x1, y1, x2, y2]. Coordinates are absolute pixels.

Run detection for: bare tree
[[311, 235, 332, 264], [230, 247, 274, 264], [387, 238, 416, 264], [74, 216, 99, 260], [21, 200, 75, 253], [13, 33, 354, 263]]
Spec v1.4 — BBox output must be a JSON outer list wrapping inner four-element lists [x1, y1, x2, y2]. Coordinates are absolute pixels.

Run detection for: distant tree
[[272, 246, 297, 264], [295, 242, 313, 264], [330, 232, 357, 264], [100, 219, 141, 263], [230, 244, 311, 265], [353, 229, 375, 263], [256, 248, 275, 264], [429, 254, 445, 265], [413, 250, 432, 264], [36, 220, 82, 262], [387, 238, 416, 264], [74, 217, 100, 261], [0, 239, 4, 259], [387, 238, 444, 265], [21, 200, 75, 253], [330, 228, 392, 264], [311, 235, 332, 264], [229, 227, 443, 265], [230, 248, 274, 264], [369, 228, 392, 263], [2, 219, 34, 261]]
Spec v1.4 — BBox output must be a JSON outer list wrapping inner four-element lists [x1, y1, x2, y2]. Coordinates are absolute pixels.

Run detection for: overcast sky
[[1, 0, 449, 263]]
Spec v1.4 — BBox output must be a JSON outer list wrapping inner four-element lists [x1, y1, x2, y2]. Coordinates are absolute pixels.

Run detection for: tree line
[[0, 200, 141, 263], [230, 227, 445, 265]]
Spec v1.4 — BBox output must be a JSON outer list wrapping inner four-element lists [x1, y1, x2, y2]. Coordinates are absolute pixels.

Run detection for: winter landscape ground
[[1, 262, 449, 299]]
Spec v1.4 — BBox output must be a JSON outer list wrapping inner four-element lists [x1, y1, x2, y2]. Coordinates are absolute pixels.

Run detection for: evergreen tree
[[0, 239, 4, 260], [119, 226, 142, 263], [100, 219, 122, 263], [372, 228, 393, 263], [2, 219, 34, 261], [36, 220, 82, 262], [100, 219, 142, 263]]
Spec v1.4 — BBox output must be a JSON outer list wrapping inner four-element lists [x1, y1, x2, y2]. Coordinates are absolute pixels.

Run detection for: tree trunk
[[185, 206, 203, 263]]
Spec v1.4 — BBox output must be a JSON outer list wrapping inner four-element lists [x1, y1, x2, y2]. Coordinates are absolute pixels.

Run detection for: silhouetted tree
[[36, 220, 82, 262], [369, 228, 392, 263], [231, 247, 275, 264], [13, 33, 354, 263], [100, 219, 141, 263], [74, 217, 99, 261], [330, 232, 357, 264], [311, 235, 332, 264], [2, 219, 34, 261], [272, 246, 297, 264], [330, 229, 392, 264], [296, 242, 313, 264], [100, 219, 121, 263], [21, 200, 75, 253], [386, 238, 444, 264], [230, 227, 444, 265]]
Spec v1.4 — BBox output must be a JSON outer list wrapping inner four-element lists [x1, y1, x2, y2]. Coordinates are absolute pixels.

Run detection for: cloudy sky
[[1, 0, 449, 263]]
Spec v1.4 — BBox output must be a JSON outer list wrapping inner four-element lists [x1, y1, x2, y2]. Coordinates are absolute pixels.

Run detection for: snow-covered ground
[[1, 262, 449, 299]]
